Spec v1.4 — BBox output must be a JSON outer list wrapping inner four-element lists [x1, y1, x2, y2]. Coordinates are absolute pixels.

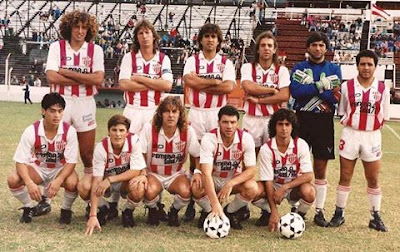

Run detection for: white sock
[[10, 186, 34, 207], [227, 194, 251, 213], [110, 191, 120, 203], [336, 185, 351, 209], [194, 195, 211, 213], [367, 187, 382, 212], [314, 179, 327, 210], [42, 187, 51, 204], [252, 198, 270, 212], [172, 194, 190, 210], [124, 196, 140, 210], [144, 195, 160, 209], [297, 198, 314, 215], [61, 190, 78, 210]]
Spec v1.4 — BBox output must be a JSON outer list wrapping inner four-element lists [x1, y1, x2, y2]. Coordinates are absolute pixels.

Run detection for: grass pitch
[[0, 101, 399, 252]]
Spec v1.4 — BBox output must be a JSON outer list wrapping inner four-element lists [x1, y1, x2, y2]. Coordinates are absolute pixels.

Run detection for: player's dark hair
[[198, 23, 223, 52], [107, 114, 131, 131], [153, 96, 188, 133], [132, 20, 160, 54], [59, 10, 98, 42], [356, 49, 379, 66], [218, 105, 240, 121], [306, 31, 329, 48], [253, 31, 278, 66], [268, 109, 299, 138], [41, 92, 66, 110]]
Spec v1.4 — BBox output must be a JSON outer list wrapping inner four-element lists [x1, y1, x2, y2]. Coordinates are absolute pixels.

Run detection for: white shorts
[[188, 108, 219, 140], [339, 127, 382, 162], [62, 96, 97, 132], [31, 163, 63, 185], [212, 176, 231, 192], [123, 105, 156, 134], [104, 181, 128, 198], [149, 169, 187, 191], [242, 114, 270, 147], [273, 183, 293, 201]]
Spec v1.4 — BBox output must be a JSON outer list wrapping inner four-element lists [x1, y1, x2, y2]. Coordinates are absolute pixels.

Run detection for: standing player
[[182, 23, 236, 221], [85, 115, 147, 235], [191, 106, 258, 229], [45, 10, 105, 215], [290, 31, 342, 227], [136, 96, 200, 227], [7, 93, 79, 224], [241, 31, 290, 155], [328, 50, 389, 232], [252, 109, 315, 228], [119, 20, 173, 220]]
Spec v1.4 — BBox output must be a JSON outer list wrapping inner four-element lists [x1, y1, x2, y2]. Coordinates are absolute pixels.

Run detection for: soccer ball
[[203, 213, 230, 239], [278, 212, 305, 239]]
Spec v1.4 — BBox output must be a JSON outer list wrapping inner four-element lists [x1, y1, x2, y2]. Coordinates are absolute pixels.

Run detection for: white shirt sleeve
[[338, 81, 347, 116], [119, 53, 132, 81], [13, 125, 35, 164], [240, 63, 253, 82], [140, 123, 151, 154], [45, 42, 60, 72], [183, 56, 195, 77], [297, 138, 313, 174], [129, 134, 147, 170], [242, 132, 257, 167], [223, 59, 236, 82], [199, 133, 216, 165], [278, 66, 291, 89], [161, 55, 173, 83], [258, 144, 274, 181], [383, 86, 391, 121], [64, 126, 78, 164], [188, 126, 200, 158], [92, 44, 105, 73], [93, 142, 106, 177]]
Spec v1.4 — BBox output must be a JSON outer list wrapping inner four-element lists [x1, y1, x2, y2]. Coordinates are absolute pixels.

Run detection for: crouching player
[[84, 115, 147, 235], [192, 105, 258, 229], [136, 96, 200, 227], [252, 109, 315, 230], [8, 93, 79, 224], [328, 50, 389, 232]]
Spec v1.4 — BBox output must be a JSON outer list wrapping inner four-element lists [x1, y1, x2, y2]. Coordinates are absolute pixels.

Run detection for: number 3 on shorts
[[339, 139, 345, 151]]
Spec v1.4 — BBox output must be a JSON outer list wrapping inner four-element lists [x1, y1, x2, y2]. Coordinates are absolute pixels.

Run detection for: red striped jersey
[[241, 63, 290, 116], [338, 78, 390, 131], [183, 52, 236, 108], [46, 40, 105, 97], [119, 51, 173, 108], [93, 133, 146, 177], [141, 123, 200, 176], [259, 137, 312, 184], [200, 128, 256, 179], [13, 119, 78, 168]]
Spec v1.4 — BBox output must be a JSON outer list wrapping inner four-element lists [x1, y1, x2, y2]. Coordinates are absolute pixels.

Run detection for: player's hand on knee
[[85, 217, 101, 236], [190, 173, 202, 190], [27, 182, 42, 202], [95, 179, 110, 197], [129, 174, 147, 190], [46, 178, 62, 199], [218, 183, 232, 204], [269, 211, 279, 232]]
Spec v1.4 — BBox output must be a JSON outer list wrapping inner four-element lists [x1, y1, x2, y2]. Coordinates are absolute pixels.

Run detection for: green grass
[[0, 101, 399, 251]]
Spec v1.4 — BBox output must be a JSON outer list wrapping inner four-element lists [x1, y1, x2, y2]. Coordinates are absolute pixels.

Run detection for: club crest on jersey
[[373, 91, 381, 101], [55, 141, 66, 151], [232, 150, 243, 160], [153, 63, 161, 75], [82, 56, 92, 67], [175, 141, 186, 152], [217, 63, 225, 73], [287, 153, 297, 164], [270, 72, 279, 84]]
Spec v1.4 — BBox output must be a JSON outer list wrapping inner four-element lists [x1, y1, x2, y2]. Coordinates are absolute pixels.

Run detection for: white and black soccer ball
[[278, 212, 305, 239], [203, 213, 230, 239]]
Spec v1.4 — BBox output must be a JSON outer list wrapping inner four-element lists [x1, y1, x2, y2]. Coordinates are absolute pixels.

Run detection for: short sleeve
[[199, 133, 216, 165], [45, 42, 60, 72], [161, 55, 173, 83], [119, 53, 132, 81], [93, 142, 107, 177], [258, 144, 274, 181], [64, 126, 78, 164]]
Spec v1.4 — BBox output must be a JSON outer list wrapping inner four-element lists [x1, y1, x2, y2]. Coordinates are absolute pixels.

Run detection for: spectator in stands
[[121, 41, 129, 55], [116, 100, 124, 108], [106, 45, 114, 59], [10, 75, 19, 85], [34, 77, 42, 87], [28, 75, 34, 86], [96, 101, 104, 108], [20, 76, 27, 86], [169, 12, 175, 27], [104, 78, 114, 87]]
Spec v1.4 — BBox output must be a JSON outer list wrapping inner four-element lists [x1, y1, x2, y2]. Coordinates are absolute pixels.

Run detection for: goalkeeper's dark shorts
[[296, 111, 335, 160]]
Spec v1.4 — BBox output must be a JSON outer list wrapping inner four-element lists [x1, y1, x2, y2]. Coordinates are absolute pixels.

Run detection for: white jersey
[[46, 40, 105, 97], [13, 119, 78, 169], [259, 137, 312, 184], [119, 50, 173, 108], [141, 123, 200, 176], [200, 128, 256, 179], [183, 52, 236, 108], [338, 78, 390, 131], [241, 63, 290, 116], [93, 134, 146, 177]]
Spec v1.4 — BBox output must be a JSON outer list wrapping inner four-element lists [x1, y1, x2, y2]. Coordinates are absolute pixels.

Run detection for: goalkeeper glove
[[292, 69, 313, 84], [315, 73, 340, 91]]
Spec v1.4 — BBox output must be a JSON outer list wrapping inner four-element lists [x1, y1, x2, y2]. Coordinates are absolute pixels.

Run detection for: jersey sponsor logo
[[216, 160, 241, 171], [106, 164, 130, 175], [82, 56, 92, 67], [61, 56, 72, 61], [136, 66, 143, 71], [217, 63, 225, 73], [197, 73, 222, 80], [55, 140, 66, 151], [61, 66, 90, 73], [287, 153, 297, 164], [153, 63, 161, 75], [174, 141, 186, 152], [350, 100, 376, 114], [274, 165, 297, 179], [36, 151, 64, 163], [199, 66, 205, 70], [152, 152, 184, 164]]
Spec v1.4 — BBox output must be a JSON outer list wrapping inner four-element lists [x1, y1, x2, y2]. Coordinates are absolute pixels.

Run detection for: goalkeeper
[[289, 32, 342, 228]]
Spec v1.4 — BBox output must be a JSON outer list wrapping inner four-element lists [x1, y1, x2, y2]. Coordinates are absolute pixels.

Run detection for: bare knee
[[129, 184, 145, 202], [178, 186, 191, 199], [191, 185, 205, 199], [242, 180, 258, 200], [7, 173, 22, 189], [63, 174, 78, 192], [300, 184, 316, 203]]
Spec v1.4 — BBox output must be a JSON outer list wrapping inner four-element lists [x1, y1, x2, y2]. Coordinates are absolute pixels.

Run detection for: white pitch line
[[386, 125, 400, 141]]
